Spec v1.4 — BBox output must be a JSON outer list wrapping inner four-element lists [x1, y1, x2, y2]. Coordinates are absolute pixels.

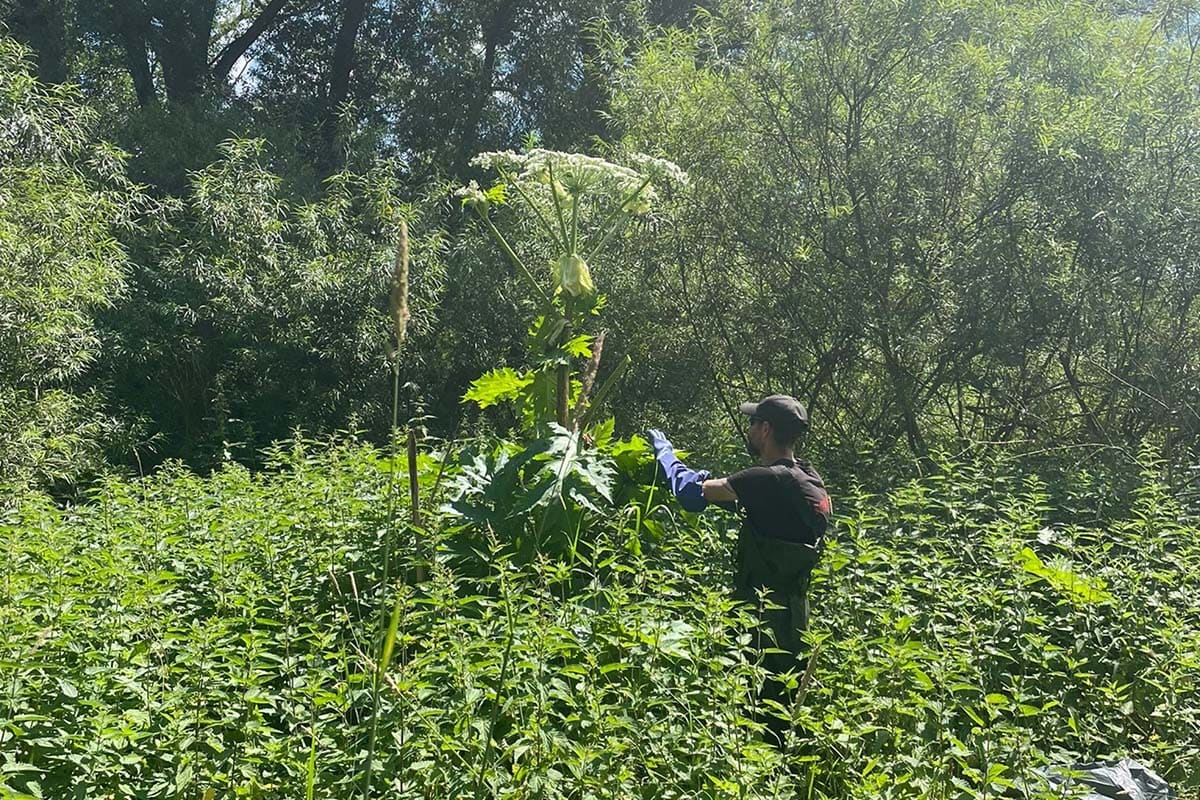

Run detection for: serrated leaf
[[463, 367, 534, 409], [1017, 547, 1113, 606], [562, 334, 593, 358], [591, 417, 615, 449]]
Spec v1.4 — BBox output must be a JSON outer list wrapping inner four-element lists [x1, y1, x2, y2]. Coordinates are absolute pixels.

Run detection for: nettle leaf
[[463, 367, 533, 409], [638, 619, 695, 660], [1017, 547, 1113, 606]]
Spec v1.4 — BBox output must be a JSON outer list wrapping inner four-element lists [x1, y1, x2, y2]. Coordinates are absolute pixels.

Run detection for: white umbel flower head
[[625, 153, 690, 189], [467, 148, 687, 216], [453, 180, 489, 210], [457, 148, 688, 301]]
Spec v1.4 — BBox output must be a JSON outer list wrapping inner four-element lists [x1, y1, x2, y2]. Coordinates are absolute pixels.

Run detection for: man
[[648, 394, 832, 742]]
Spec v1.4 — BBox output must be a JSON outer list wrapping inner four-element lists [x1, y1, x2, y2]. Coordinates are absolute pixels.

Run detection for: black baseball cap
[[738, 394, 809, 437]]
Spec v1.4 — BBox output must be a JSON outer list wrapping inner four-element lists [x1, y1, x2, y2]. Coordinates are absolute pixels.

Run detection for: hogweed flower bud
[[553, 252, 594, 298], [454, 180, 489, 211]]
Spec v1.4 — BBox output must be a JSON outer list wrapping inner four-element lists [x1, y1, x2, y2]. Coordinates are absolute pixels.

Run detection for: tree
[[95, 139, 450, 469], [3, 0, 69, 82], [606, 0, 1200, 464], [249, 0, 702, 182], [76, 0, 299, 107], [0, 38, 147, 487], [320, 0, 369, 172]]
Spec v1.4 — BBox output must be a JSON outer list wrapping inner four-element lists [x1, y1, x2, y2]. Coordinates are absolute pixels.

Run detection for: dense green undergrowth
[[2, 436, 1198, 799]]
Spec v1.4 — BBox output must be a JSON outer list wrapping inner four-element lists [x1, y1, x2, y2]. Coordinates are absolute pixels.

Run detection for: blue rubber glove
[[647, 429, 711, 512]]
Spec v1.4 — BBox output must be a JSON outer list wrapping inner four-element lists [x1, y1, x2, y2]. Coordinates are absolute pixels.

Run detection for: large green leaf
[[1017, 547, 1113, 606], [463, 367, 534, 409]]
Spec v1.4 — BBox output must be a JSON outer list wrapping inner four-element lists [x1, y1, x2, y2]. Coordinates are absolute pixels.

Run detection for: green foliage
[[0, 437, 779, 799], [248, 0, 672, 180], [458, 147, 684, 431], [463, 358, 571, 434], [7, 8, 1200, 796], [98, 139, 448, 469], [605, 0, 1200, 466], [0, 388, 123, 491], [804, 452, 1200, 795], [0, 38, 146, 489], [444, 425, 619, 562], [462, 367, 534, 409], [4, 439, 1200, 798], [1015, 546, 1113, 607]]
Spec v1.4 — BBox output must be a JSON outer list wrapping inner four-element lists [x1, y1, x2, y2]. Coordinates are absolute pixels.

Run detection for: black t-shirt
[[727, 458, 831, 546]]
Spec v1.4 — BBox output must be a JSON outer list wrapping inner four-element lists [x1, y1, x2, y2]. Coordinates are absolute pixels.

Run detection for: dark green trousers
[[733, 530, 818, 745]]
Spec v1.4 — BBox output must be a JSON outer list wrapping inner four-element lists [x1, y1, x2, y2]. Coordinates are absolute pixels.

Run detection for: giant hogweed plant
[[456, 147, 687, 432]]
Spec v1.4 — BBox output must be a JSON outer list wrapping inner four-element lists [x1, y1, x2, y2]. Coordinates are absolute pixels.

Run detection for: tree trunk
[[878, 326, 927, 456], [112, 0, 157, 106], [209, 0, 293, 83], [156, 0, 218, 105], [7, 0, 69, 83], [321, 0, 370, 173], [1059, 345, 1109, 444], [454, 0, 518, 177]]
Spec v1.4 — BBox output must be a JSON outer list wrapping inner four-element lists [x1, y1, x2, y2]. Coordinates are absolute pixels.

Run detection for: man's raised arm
[[647, 429, 737, 512]]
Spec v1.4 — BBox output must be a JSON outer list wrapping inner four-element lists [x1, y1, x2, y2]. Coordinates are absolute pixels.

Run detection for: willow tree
[[0, 38, 146, 487], [606, 0, 1200, 465]]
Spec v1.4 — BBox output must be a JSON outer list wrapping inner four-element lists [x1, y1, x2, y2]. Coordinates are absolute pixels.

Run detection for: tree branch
[[112, 0, 156, 106], [321, 0, 370, 172], [209, 0, 294, 82]]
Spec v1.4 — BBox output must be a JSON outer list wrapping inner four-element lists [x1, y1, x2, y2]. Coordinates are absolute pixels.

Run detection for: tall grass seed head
[[389, 219, 411, 349]]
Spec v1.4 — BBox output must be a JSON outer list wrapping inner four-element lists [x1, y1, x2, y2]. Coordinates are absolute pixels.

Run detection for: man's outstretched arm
[[701, 478, 738, 504], [647, 429, 737, 512]]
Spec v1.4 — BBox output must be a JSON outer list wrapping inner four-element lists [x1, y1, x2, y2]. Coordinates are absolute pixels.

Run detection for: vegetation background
[[2, 0, 1200, 797]]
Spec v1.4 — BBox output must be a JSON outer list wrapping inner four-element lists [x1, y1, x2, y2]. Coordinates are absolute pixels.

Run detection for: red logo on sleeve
[[814, 496, 832, 516]]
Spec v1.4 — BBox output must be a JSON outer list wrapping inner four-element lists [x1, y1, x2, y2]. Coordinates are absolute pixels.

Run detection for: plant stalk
[[577, 354, 631, 431], [475, 209, 551, 304], [504, 168, 564, 251], [547, 160, 571, 247], [476, 572, 516, 797], [585, 174, 653, 262], [407, 428, 424, 583]]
